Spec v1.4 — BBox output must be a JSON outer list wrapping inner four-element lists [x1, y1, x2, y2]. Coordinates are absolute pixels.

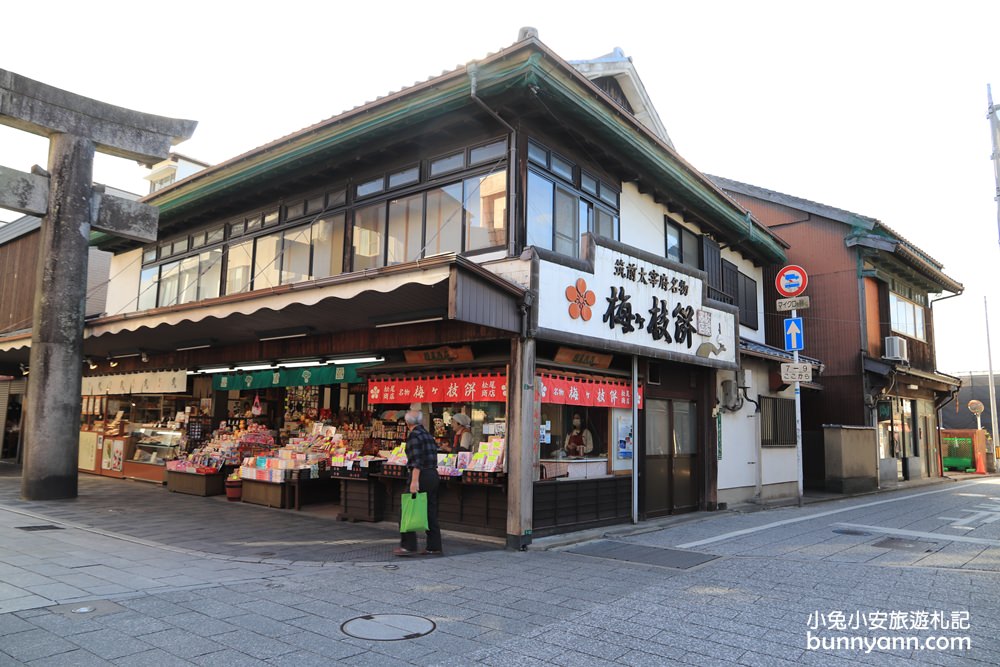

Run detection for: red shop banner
[[537, 374, 643, 410], [368, 374, 508, 404]]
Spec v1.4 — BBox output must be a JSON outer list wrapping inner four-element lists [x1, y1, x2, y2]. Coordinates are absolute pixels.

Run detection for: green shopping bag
[[400, 492, 429, 533]]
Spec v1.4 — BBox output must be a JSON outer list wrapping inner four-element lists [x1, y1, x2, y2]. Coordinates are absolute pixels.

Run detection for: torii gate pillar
[[0, 69, 195, 499]]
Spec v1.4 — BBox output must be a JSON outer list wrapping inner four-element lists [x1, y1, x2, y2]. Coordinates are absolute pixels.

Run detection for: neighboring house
[[145, 153, 211, 194], [712, 176, 963, 489], [941, 372, 997, 433], [1, 30, 814, 539]]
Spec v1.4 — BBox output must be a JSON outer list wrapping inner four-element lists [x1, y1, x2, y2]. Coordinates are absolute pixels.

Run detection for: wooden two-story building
[[713, 177, 963, 488]]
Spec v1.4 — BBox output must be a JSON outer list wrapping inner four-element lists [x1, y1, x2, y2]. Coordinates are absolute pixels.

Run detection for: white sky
[[1, 0, 998, 374]]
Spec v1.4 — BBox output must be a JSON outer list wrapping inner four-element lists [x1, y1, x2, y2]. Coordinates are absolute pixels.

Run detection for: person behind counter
[[440, 412, 473, 453], [564, 412, 594, 457], [394, 409, 443, 557]]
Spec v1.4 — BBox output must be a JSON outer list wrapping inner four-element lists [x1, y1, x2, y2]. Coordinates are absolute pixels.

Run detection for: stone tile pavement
[[1, 466, 998, 665]]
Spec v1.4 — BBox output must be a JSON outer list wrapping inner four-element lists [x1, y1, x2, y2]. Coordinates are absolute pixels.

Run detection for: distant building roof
[[710, 175, 963, 294]]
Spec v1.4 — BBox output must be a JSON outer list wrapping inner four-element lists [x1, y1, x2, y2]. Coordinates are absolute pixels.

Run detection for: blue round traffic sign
[[775, 265, 808, 298]]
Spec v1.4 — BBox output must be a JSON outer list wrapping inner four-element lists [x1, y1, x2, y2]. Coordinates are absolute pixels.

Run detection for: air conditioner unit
[[883, 336, 908, 362]]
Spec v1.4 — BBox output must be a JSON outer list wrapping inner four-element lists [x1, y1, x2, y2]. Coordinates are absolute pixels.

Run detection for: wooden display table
[[337, 478, 383, 522], [166, 471, 226, 496], [241, 479, 289, 508]]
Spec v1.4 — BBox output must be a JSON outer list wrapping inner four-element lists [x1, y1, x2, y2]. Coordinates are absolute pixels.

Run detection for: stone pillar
[[21, 134, 94, 500], [506, 336, 536, 549]]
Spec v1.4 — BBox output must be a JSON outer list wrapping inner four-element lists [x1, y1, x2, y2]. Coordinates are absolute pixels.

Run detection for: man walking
[[394, 408, 443, 556]]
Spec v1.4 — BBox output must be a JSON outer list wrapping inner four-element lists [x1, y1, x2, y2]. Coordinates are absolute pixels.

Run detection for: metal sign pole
[[793, 307, 803, 507]]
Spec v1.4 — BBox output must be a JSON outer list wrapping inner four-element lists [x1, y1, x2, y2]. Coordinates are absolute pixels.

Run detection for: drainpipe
[[468, 63, 518, 255]]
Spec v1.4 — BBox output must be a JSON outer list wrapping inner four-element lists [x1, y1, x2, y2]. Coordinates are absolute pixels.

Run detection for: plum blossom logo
[[565, 278, 596, 321]]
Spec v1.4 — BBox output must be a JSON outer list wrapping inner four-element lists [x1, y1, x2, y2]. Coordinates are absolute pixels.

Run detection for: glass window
[[245, 214, 262, 234], [312, 215, 345, 278], [550, 154, 574, 182], [352, 203, 386, 270], [205, 226, 225, 245], [306, 195, 325, 214], [172, 238, 189, 255], [388, 166, 419, 189], [281, 226, 312, 284], [673, 400, 697, 455], [226, 240, 254, 294], [430, 152, 464, 177], [682, 228, 699, 267], [138, 266, 158, 310], [464, 171, 507, 251], [553, 186, 579, 257], [599, 184, 619, 207], [526, 171, 554, 251], [229, 220, 245, 238], [527, 141, 547, 166], [177, 256, 200, 305], [387, 193, 424, 265], [889, 292, 925, 340], [580, 172, 598, 196], [357, 177, 384, 198], [666, 224, 681, 263], [285, 201, 305, 221], [158, 261, 180, 307], [469, 139, 506, 165], [199, 249, 223, 300], [190, 234, 205, 250], [263, 209, 279, 227], [327, 189, 346, 208], [595, 208, 618, 240], [254, 232, 282, 289], [425, 183, 463, 256], [142, 248, 157, 264]]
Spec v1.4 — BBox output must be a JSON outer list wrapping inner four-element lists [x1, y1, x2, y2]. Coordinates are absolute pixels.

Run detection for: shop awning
[[0, 254, 525, 371], [538, 373, 642, 409], [212, 363, 375, 391], [367, 373, 508, 404]]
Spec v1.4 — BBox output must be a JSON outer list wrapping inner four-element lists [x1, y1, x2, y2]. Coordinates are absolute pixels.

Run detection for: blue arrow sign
[[784, 317, 804, 351]]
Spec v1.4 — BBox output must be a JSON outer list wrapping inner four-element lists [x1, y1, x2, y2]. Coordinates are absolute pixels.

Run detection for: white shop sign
[[82, 370, 188, 395], [537, 243, 737, 367]]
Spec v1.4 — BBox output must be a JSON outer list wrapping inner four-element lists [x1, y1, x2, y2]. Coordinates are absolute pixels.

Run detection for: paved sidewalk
[[2, 466, 999, 665]]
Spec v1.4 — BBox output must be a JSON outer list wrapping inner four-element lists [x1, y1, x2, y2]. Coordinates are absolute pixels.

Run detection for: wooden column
[[21, 134, 94, 500], [506, 336, 536, 549]]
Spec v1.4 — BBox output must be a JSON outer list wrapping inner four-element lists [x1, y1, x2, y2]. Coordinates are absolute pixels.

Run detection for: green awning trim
[[212, 363, 373, 391]]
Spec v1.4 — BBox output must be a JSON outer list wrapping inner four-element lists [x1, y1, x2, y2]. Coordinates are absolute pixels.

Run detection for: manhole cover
[[833, 528, 871, 536], [874, 537, 939, 553], [15, 525, 64, 532], [341, 614, 435, 641]]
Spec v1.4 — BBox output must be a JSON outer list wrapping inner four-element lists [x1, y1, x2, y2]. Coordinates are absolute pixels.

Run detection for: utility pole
[[988, 85, 1000, 246]]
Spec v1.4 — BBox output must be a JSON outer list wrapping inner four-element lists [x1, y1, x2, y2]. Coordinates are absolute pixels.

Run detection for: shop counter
[[539, 458, 610, 480], [376, 474, 506, 536], [123, 460, 167, 484], [338, 477, 384, 522]]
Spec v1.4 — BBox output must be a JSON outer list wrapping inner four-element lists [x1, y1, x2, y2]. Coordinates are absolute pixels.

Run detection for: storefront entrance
[[643, 398, 698, 516]]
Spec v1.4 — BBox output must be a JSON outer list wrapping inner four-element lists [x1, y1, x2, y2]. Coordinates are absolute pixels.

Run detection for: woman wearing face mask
[[564, 412, 594, 457]]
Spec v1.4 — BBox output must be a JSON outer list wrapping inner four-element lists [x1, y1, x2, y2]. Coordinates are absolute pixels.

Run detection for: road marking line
[[834, 523, 1000, 547], [677, 481, 986, 549]]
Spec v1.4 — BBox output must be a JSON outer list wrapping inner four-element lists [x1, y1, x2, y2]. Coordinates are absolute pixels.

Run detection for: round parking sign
[[775, 265, 808, 298]]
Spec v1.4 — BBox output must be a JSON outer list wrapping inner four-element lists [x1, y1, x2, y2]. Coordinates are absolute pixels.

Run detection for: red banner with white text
[[368, 374, 507, 404], [537, 374, 642, 409]]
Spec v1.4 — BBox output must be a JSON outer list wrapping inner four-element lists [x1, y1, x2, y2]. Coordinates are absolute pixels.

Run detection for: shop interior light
[[107, 355, 119, 368], [374, 317, 443, 329], [280, 359, 322, 368], [176, 339, 214, 351], [257, 326, 313, 342], [140, 351, 149, 363], [198, 366, 233, 374], [326, 356, 384, 365], [85, 357, 98, 370], [234, 363, 276, 372], [19, 363, 28, 376]]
